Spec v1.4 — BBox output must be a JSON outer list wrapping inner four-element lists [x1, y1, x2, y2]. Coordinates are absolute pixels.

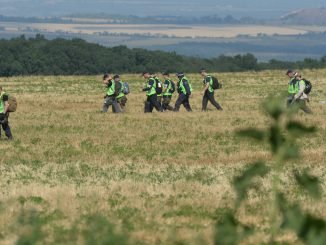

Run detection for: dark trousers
[[162, 95, 174, 111], [174, 94, 192, 112], [117, 96, 127, 111], [157, 95, 163, 108], [102, 96, 121, 113], [287, 96, 294, 108], [145, 94, 163, 113], [202, 91, 223, 111], [0, 113, 12, 139]]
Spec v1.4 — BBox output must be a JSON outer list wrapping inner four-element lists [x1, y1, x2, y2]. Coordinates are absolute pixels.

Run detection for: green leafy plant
[[214, 96, 324, 244]]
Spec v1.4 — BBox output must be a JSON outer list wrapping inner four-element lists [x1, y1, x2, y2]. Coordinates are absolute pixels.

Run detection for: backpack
[[121, 82, 130, 95], [211, 76, 222, 90], [8, 95, 17, 112], [153, 77, 162, 95], [302, 79, 312, 94]]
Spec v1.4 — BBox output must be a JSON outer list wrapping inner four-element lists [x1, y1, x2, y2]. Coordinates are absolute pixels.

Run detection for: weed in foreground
[[215, 96, 324, 244]]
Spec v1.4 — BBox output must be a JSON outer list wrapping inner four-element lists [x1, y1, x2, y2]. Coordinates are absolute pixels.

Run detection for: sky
[[0, 0, 325, 18]]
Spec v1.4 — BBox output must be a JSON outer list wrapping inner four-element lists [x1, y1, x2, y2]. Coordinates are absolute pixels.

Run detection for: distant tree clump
[[0, 35, 325, 76]]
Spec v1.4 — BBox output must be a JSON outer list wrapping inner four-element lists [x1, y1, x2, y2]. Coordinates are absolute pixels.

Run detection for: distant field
[[2, 21, 326, 38], [1, 21, 326, 61], [0, 70, 326, 244]]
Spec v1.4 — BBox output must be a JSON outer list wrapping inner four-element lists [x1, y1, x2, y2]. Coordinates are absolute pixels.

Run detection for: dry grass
[[0, 70, 326, 244]]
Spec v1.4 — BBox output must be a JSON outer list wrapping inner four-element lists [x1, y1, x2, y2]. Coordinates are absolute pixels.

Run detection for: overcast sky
[[0, 0, 325, 18]]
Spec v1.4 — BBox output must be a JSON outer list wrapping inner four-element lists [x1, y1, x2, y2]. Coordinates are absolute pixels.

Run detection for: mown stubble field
[[0, 70, 326, 244]]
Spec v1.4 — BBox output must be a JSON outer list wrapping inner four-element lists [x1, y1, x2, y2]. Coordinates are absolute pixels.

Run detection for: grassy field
[[0, 70, 326, 244]]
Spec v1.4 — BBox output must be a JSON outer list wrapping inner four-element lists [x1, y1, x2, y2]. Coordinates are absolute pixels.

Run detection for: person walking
[[152, 74, 163, 108], [102, 74, 121, 113], [173, 72, 192, 112], [162, 72, 175, 111], [286, 69, 297, 107], [290, 72, 312, 114], [0, 86, 13, 140], [142, 72, 163, 113], [113, 75, 128, 112], [200, 69, 223, 111]]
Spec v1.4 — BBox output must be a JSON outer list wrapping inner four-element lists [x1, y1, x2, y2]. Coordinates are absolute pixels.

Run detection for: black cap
[[286, 69, 293, 75], [200, 68, 206, 73], [113, 74, 120, 79], [176, 72, 184, 77]]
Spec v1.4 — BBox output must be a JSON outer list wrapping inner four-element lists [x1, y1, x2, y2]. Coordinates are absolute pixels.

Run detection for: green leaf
[[236, 128, 265, 141], [279, 194, 326, 244], [233, 162, 270, 205], [263, 96, 285, 121], [269, 125, 285, 153], [295, 170, 322, 199], [281, 144, 300, 160], [287, 121, 316, 135], [215, 212, 253, 245], [282, 204, 326, 244]]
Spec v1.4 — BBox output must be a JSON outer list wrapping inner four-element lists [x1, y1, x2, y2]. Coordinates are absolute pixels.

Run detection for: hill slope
[[281, 8, 326, 25]]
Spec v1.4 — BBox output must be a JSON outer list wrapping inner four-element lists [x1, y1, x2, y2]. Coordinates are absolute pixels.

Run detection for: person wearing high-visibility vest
[[102, 74, 121, 113], [173, 72, 192, 112], [113, 75, 128, 112], [291, 72, 312, 114], [142, 72, 163, 113], [200, 69, 223, 111], [286, 69, 297, 107], [0, 86, 13, 140], [162, 72, 175, 111]]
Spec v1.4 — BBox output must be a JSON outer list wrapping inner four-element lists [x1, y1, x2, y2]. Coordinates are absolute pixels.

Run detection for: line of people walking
[[102, 69, 223, 113]]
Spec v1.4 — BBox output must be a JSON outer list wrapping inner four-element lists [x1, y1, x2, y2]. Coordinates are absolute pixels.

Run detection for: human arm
[[3, 94, 9, 114], [201, 76, 211, 94], [162, 80, 169, 93], [183, 80, 191, 95], [114, 81, 121, 96]]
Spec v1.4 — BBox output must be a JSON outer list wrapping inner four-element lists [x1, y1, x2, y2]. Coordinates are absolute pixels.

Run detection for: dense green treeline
[[1, 35, 326, 76]]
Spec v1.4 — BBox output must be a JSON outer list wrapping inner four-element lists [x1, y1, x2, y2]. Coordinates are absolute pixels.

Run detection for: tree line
[[1, 35, 326, 76]]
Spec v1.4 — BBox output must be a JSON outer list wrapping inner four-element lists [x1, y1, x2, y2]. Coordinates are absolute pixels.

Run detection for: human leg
[[207, 92, 223, 110], [202, 93, 209, 111]]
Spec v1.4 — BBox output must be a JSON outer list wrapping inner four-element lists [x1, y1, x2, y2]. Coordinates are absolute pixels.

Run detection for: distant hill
[[280, 8, 326, 25]]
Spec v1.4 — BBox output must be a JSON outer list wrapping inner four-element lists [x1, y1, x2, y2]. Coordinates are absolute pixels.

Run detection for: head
[[163, 72, 170, 79], [113, 74, 120, 82], [103, 73, 112, 82], [176, 72, 184, 80], [200, 68, 207, 77], [286, 70, 294, 78], [294, 72, 302, 80], [142, 72, 150, 79]]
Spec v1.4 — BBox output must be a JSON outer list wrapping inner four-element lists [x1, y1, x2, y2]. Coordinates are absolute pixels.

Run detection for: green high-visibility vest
[[179, 77, 192, 95], [106, 80, 115, 96], [146, 77, 156, 96], [288, 78, 298, 94], [0, 92, 6, 113], [205, 75, 214, 93], [163, 79, 173, 96]]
